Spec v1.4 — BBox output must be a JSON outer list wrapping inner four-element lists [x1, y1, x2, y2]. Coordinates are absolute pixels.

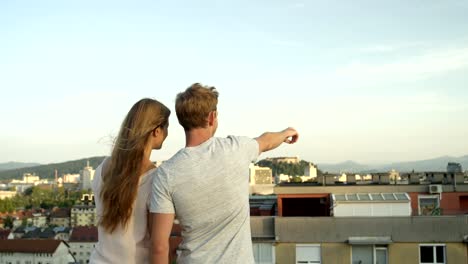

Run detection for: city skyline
[[1, 1, 468, 164]]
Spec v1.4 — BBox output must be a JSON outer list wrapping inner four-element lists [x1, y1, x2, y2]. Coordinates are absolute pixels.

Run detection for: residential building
[[32, 213, 47, 228], [69, 226, 98, 264], [164, 168, 468, 264], [0, 191, 16, 200], [262, 180, 468, 264], [304, 162, 318, 178], [71, 205, 96, 227], [0, 239, 75, 264], [79, 161, 95, 191], [53, 227, 71, 241], [50, 208, 71, 227], [249, 164, 275, 195], [71, 194, 96, 227], [23, 173, 40, 184], [62, 174, 80, 184], [250, 164, 274, 185]]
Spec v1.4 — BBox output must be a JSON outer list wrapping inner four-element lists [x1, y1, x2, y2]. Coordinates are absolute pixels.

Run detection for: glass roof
[[333, 193, 409, 202]]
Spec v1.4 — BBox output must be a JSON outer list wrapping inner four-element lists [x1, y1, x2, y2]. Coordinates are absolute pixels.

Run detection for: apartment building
[[249, 179, 468, 264], [69, 226, 98, 264], [0, 239, 75, 264]]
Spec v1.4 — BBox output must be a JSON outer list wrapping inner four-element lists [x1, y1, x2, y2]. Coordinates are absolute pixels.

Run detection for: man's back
[[151, 136, 258, 264]]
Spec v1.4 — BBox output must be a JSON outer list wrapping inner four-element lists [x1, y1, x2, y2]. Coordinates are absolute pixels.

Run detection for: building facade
[[79, 162, 95, 191], [50, 208, 71, 227], [69, 226, 98, 264], [71, 205, 97, 227], [261, 182, 468, 264], [0, 239, 75, 264]]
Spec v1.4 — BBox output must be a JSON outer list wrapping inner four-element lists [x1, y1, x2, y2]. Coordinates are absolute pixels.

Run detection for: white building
[[80, 161, 95, 190], [279, 174, 292, 183], [304, 163, 318, 178], [8, 173, 50, 193], [249, 164, 275, 195], [63, 173, 80, 183], [0, 191, 17, 199], [249, 164, 273, 185], [32, 213, 47, 228], [23, 173, 40, 183], [69, 226, 98, 264], [71, 205, 97, 227], [332, 193, 412, 217], [0, 239, 75, 264]]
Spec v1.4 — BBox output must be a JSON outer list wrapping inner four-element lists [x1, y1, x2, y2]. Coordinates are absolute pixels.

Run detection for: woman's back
[[90, 158, 157, 264]]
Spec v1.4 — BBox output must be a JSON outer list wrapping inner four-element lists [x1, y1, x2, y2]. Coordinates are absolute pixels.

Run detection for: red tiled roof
[[0, 239, 61, 253], [50, 208, 70, 218], [69, 226, 98, 242]]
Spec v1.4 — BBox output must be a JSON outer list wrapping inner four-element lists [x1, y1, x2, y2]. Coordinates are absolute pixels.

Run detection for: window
[[252, 243, 274, 264], [418, 195, 440, 216], [296, 244, 321, 264], [352, 245, 387, 264], [420, 244, 445, 264]]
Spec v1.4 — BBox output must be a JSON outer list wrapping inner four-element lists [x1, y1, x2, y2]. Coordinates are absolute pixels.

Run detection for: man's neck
[[185, 128, 213, 147]]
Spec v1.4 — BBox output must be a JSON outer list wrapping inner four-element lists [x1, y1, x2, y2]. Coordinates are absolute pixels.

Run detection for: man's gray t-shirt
[[150, 136, 259, 264]]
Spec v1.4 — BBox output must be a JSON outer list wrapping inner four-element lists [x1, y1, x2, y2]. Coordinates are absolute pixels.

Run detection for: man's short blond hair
[[175, 83, 219, 131]]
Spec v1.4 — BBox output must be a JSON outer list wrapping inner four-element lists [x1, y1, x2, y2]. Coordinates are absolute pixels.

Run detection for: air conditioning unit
[[429, 184, 443, 194]]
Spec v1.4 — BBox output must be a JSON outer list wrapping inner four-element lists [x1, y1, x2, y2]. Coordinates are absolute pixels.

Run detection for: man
[[150, 83, 299, 264]]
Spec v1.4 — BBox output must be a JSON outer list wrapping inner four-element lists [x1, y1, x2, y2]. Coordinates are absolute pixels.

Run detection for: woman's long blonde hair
[[100, 98, 170, 233]]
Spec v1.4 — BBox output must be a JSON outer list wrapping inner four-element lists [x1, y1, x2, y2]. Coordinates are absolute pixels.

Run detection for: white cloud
[[337, 46, 468, 84]]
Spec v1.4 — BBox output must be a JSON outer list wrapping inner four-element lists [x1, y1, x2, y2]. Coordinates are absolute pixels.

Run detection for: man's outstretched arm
[[255, 127, 299, 154], [151, 212, 175, 264]]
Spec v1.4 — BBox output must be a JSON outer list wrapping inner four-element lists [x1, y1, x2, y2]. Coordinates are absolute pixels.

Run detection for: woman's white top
[[89, 158, 157, 264]]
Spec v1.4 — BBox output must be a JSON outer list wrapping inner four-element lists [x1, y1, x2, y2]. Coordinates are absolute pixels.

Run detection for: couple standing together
[[89, 83, 299, 264]]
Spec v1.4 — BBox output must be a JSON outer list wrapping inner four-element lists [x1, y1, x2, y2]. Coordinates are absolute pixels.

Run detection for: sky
[[1, 0, 468, 165]]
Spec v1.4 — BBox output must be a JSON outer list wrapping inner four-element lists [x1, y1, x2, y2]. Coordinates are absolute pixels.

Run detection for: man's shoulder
[[157, 149, 189, 171], [216, 135, 255, 144]]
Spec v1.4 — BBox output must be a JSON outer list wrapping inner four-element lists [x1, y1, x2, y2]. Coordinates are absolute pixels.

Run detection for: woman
[[90, 98, 170, 264]]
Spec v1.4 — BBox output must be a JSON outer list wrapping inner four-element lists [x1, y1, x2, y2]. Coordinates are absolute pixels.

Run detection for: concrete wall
[[274, 242, 467, 264], [275, 216, 468, 243], [388, 243, 419, 264], [275, 243, 295, 264], [250, 216, 275, 239], [384, 243, 466, 264], [322, 243, 350, 264], [446, 243, 468, 264]]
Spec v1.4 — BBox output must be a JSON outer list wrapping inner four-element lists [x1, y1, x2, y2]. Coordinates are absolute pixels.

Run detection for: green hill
[[0, 156, 107, 180], [256, 158, 321, 177], [0, 162, 41, 171]]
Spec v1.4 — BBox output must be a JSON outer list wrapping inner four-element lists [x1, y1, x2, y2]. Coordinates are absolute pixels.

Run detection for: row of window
[[252, 243, 447, 264]]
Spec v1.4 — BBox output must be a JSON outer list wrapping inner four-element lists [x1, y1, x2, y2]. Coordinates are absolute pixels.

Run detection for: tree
[[4, 216, 14, 229]]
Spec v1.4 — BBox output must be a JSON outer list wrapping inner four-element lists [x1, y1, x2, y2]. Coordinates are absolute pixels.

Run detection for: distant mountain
[[318, 160, 373, 174], [317, 155, 468, 173], [0, 156, 106, 180], [379, 155, 468, 172], [0, 162, 41, 171]]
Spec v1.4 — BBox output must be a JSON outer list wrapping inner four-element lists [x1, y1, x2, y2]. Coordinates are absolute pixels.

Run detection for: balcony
[[273, 215, 468, 243]]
